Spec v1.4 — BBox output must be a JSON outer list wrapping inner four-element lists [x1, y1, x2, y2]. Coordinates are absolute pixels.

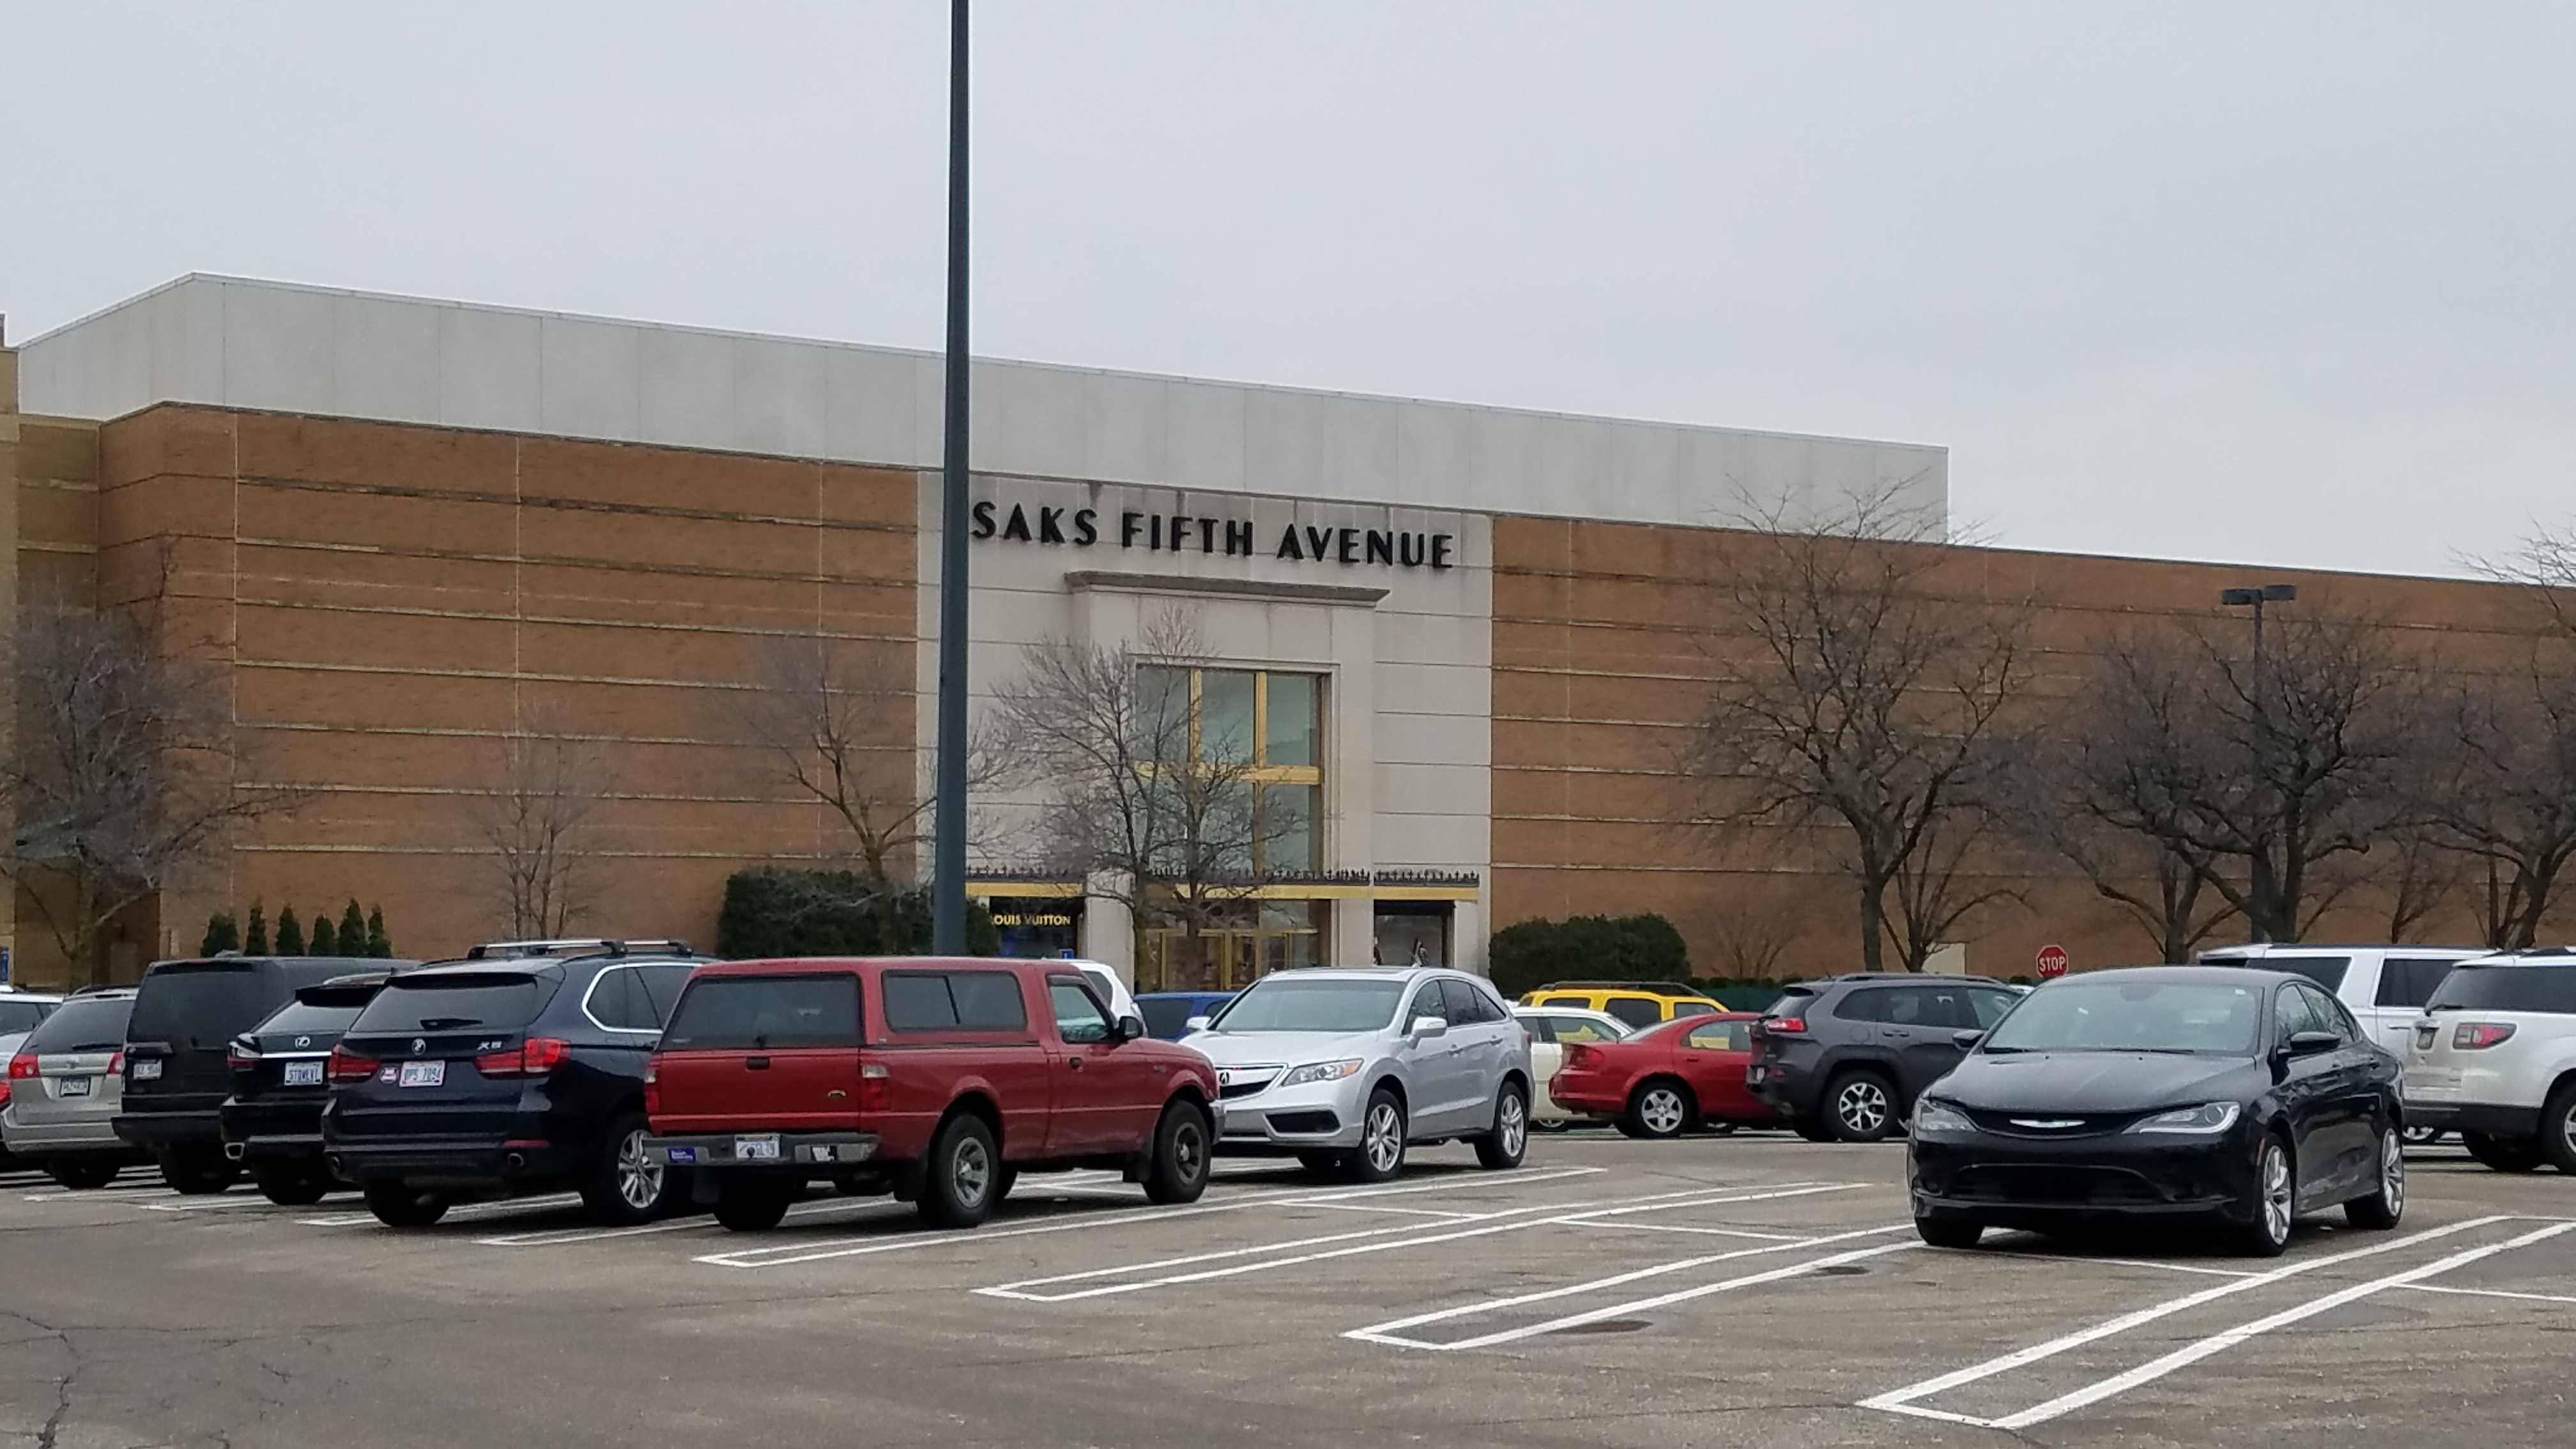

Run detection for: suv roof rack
[[464, 938, 698, 961]]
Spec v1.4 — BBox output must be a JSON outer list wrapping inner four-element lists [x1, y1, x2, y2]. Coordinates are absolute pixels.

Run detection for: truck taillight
[[476, 1038, 572, 1078], [860, 1060, 889, 1114], [2453, 1022, 2517, 1050], [325, 1045, 379, 1084], [643, 1059, 661, 1116]]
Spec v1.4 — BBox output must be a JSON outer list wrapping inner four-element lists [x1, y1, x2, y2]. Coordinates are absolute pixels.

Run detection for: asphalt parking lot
[[4, 1134, 2572, 1448]]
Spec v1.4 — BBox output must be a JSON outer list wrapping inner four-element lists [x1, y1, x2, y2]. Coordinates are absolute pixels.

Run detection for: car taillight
[[107, 1050, 124, 1075], [476, 1037, 572, 1078], [227, 1041, 261, 1069], [1766, 1016, 1809, 1036], [2454, 1022, 2517, 1050], [1563, 1045, 1599, 1071], [860, 1060, 889, 1114], [325, 1045, 379, 1084], [6, 1052, 36, 1080]]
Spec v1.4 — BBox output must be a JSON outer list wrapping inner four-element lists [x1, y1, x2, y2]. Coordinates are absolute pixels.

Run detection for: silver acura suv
[[1183, 967, 1533, 1182]]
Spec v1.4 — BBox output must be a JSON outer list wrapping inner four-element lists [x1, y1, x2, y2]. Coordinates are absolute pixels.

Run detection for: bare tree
[[1685, 487, 2029, 972], [470, 724, 610, 940], [1702, 876, 1821, 981], [985, 611, 1289, 989], [2368, 825, 2471, 945], [2407, 664, 2576, 949], [0, 589, 282, 985]]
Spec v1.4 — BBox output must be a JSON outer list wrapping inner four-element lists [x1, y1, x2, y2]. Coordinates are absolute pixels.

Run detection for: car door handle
[[746, 1056, 770, 1071], [1066, 1057, 1084, 1070]]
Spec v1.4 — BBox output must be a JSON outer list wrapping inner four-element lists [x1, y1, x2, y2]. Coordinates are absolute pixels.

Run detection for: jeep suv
[[322, 939, 702, 1227], [119, 954, 393, 1193], [1746, 975, 2022, 1142], [645, 957, 1219, 1230], [2402, 951, 2576, 1173]]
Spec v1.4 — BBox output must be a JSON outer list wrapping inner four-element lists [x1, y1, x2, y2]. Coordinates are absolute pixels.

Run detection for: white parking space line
[[470, 1171, 1139, 1248], [299, 1192, 585, 1228], [1289, 1200, 1489, 1222], [1346, 1223, 1911, 1350], [1991, 1220, 2576, 1430], [2398, 1282, 2576, 1307], [1975, 1250, 2260, 1280], [1860, 1215, 2554, 1429], [1561, 1220, 1812, 1243], [698, 1165, 1609, 1271], [977, 1184, 1855, 1303]]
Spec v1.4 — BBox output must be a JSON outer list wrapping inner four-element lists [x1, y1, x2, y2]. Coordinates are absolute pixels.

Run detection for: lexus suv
[[221, 970, 410, 1204], [1184, 967, 1532, 1182], [1747, 975, 2023, 1142], [2402, 951, 2576, 1173], [322, 939, 703, 1227]]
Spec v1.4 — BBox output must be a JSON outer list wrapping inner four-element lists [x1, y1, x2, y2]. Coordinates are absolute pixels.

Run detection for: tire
[[918, 1112, 1000, 1229], [2463, 1130, 2547, 1173], [252, 1162, 334, 1207], [45, 1160, 119, 1191], [2345, 1123, 2406, 1230], [363, 1181, 450, 1228], [158, 1148, 238, 1196], [1297, 1151, 1346, 1175], [1823, 1071, 1897, 1144], [580, 1112, 677, 1225], [712, 1179, 795, 1232], [1475, 1081, 1530, 1170], [1349, 1089, 1408, 1184], [1144, 1099, 1215, 1204], [2538, 1081, 2576, 1175], [1791, 1117, 1835, 1144], [993, 1167, 1019, 1204], [1914, 1208, 1984, 1249], [2234, 1133, 2296, 1257], [1623, 1079, 1694, 1140]]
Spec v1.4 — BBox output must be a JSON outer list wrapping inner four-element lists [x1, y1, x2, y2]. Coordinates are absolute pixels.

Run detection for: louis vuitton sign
[[970, 500, 1455, 571]]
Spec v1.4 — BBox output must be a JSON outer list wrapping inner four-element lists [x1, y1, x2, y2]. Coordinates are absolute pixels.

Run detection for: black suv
[[118, 954, 396, 1192], [1747, 975, 2023, 1142], [221, 970, 410, 1205], [322, 940, 703, 1227]]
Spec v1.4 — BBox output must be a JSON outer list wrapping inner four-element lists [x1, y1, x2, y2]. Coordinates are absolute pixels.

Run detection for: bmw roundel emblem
[[411, 1038, 427, 1054]]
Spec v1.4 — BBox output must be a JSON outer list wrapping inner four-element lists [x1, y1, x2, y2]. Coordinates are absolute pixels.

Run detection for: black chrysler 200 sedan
[[1906, 965, 2407, 1257]]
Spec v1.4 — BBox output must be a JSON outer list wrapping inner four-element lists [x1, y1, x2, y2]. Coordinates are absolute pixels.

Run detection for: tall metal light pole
[[2220, 582, 2297, 942], [931, 0, 972, 955]]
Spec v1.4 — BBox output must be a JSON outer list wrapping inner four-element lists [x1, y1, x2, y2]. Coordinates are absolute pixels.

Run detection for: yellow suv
[[1518, 981, 1721, 1033]]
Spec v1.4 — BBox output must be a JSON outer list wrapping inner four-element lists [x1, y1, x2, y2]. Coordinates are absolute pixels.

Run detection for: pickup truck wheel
[[1475, 1081, 1529, 1169], [1349, 1090, 1408, 1184], [252, 1162, 334, 1206], [580, 1114, 676, 1225], [919, 1113, 1000, 1229], [712, 1179, 795, 1232], [1144, 1100, 1213, 1204], [363, 1181, 450, 1228]]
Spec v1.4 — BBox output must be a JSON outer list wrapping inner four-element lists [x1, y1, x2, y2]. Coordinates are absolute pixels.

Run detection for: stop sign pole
[[2035, 944, 2069, 979]]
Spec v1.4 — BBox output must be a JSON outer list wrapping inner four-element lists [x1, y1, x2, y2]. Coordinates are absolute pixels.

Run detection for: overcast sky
[[5, 3, 2570, 578]]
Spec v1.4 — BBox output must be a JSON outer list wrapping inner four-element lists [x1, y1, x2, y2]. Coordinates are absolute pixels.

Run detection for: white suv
[[2196, 944, 2485, 1057], [2402, 951, 2576, 1173]]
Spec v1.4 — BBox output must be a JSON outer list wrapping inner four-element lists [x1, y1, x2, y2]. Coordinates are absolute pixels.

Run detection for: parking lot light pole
[[931, 0, 972, 956], [2219, 583, 2297, 943]]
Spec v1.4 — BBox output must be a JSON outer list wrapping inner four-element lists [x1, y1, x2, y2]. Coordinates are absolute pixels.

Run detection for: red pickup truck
[[644, 956, 1219, 1231]]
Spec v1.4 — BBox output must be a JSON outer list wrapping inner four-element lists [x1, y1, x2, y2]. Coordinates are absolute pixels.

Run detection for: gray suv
[[1184, 967, 1533, 1182], [1746, 975, 2022, 1142]]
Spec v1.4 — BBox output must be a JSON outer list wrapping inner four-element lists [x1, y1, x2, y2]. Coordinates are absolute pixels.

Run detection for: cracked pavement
[[1, 1137, 2572, 1447]]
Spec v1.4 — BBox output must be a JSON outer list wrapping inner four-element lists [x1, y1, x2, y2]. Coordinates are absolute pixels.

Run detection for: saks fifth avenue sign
[[970, 499, 1456, 571]]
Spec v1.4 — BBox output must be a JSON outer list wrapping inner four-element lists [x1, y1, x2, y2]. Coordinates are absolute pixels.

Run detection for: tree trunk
[[1857, 877, 1887, 973]]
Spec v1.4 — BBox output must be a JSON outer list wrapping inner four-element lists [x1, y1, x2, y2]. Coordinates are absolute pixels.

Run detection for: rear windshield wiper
[[417, 1017, 482, 1030]]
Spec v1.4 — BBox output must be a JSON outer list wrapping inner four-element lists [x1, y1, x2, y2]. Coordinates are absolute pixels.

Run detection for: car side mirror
[[2281, 1030, 2340, 1059], [1184, 1015, 1213, 1034], [1114, 1014, 1147, 1043], [1951, 1029, 1985, 1050], [1409, 1015, 1449, 1041]]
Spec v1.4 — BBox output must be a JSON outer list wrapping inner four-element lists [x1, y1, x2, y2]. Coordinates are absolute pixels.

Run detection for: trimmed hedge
[[1487, 914, 1689, 999], [717, 868, 999, 959]]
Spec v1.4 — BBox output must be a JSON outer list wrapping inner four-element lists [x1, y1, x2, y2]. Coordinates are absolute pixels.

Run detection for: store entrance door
[[1138, 901, 1328, 992]]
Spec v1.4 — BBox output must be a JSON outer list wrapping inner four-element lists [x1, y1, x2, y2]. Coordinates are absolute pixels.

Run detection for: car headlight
[[2126, 1102, 2241, 1135], [1913, 1098, 1974, 1135], [1278, 1059, 1363, 1088]]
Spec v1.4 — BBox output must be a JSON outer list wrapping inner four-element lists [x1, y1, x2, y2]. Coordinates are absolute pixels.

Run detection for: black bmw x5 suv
[[321, 940, 704, 1227]]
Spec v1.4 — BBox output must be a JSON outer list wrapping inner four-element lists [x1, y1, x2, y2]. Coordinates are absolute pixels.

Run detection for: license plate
[[283, 1060, 325, 1087], [733, 1133, 781, 1161], [132, 1059, 162, 1080], [397, 1061, 446, 1089], [59, 1076, 93, 1097]]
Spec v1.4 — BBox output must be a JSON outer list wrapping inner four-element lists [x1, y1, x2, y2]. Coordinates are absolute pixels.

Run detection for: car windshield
[[2425, 965, 2576, 1015], [20, 995, 132, 1054], [130, 964, 273, 1048], [1139, 997, 1208, 1039], [353, 974, 552, 1034], [1206, 978, 1406, 1033], [1981, 979, 2263, 1055], [251, 999, 370, 1039]]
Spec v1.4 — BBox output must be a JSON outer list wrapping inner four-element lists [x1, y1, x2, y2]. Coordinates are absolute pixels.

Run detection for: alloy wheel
[[1498, 1092, 1528, 1158], [953, 1135, 993, 1208], [1365, 1102, 1404, 1174], [1837, 1080, 1889, 1138], [1641, 1087, 1687, 1136], [2259, 1140, 2294, 1246], [617, 1128, 665, 1211], [2380, 1129, 2406, 1219]]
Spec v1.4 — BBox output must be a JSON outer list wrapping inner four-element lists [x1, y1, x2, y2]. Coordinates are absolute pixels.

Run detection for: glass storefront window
[[1138, 899, 1328, 992], [1199, 670, 1256, 764], [1259, 783, 1317, 874], [1263, 673, 1318, 767], [1135, 665, 1192, 763]]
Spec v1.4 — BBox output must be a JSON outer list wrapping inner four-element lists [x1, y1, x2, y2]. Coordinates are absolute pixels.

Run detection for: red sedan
[[1547, 1013, 1781, 1138]]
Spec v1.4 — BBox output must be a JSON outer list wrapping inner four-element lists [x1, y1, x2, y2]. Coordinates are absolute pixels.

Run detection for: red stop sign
[[2035, 944, 2070, 979]]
